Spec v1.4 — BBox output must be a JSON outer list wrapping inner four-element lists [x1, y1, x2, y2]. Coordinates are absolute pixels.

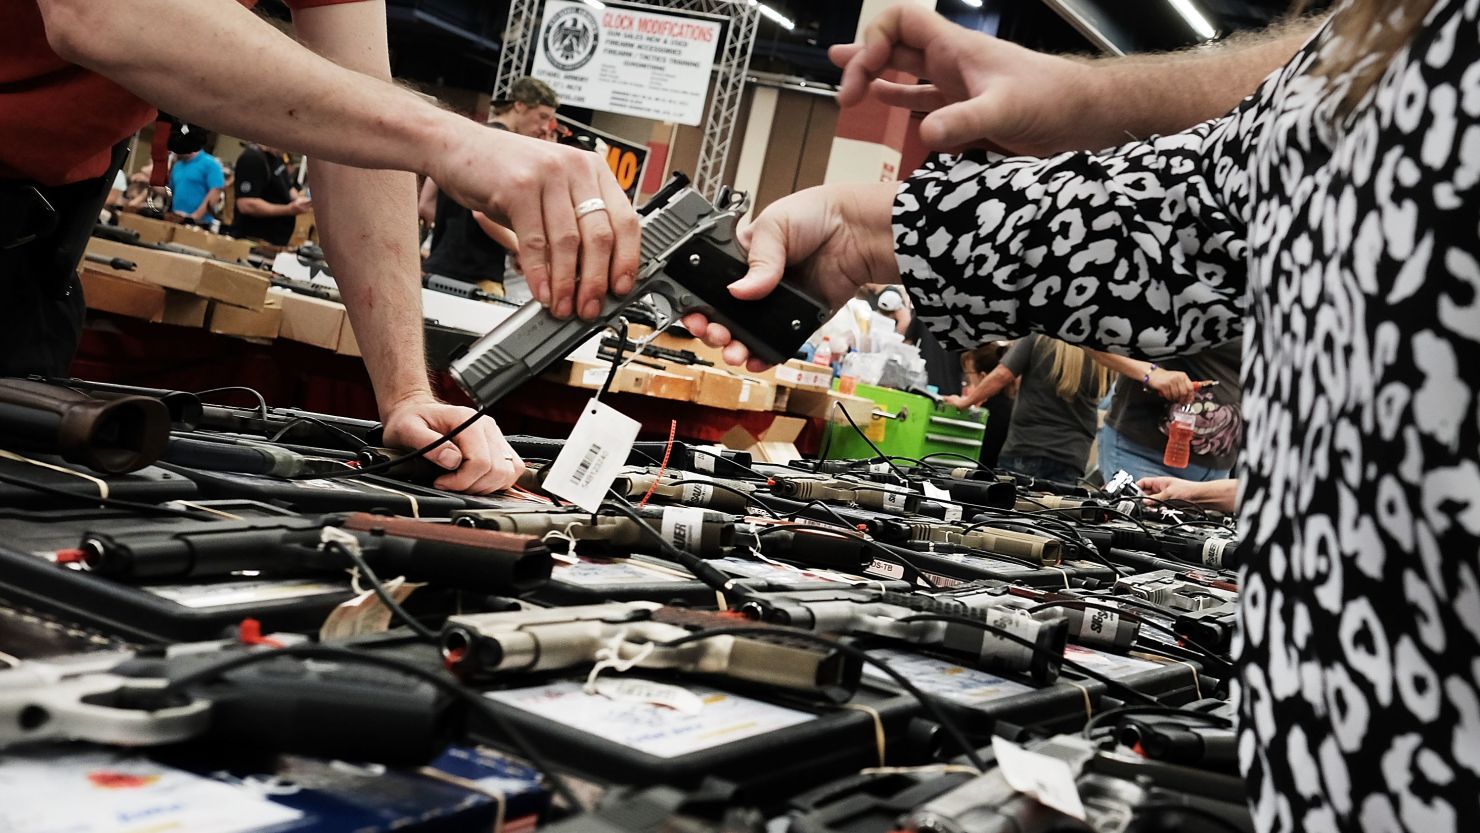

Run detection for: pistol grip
[[660, 236, 829, 367]]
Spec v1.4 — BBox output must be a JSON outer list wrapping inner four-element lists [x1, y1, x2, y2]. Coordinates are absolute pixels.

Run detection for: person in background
[[167, 124, 225, 226], [420, 77, 557, 291], [231, 142, 310, 245], [947, 335, 1110, 483], [1090, 341, 1243, 482], [961, 342, 1012, 468], [876, 286, 963, 394], [1137, 475, 1238, 514]]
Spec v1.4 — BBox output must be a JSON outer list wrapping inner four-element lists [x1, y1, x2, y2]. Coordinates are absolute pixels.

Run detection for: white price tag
[[922, 482, 962, 522], [543, 399, 641, 512], [661, 506, 707, 552], [991, 737, 1087, 820]]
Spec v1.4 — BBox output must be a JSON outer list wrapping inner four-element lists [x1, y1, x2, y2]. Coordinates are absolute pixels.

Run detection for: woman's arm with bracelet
[[1086, 349, 1196, 403]]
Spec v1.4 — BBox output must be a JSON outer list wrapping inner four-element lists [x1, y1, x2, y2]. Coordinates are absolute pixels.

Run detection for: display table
[[73, 313, 828, 453]]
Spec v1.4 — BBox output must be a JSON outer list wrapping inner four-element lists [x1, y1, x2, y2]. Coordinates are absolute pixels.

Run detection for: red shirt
[[1, 0, 363, 186]]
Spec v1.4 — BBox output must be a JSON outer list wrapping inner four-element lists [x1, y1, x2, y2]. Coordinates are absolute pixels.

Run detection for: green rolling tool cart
[[821, 382, 987, 463]]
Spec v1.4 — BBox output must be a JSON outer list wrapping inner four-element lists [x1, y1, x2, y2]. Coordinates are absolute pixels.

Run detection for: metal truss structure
[[494, 0, 760, 199]]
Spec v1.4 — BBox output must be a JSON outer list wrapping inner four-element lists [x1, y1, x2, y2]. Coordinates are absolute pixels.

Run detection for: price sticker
[[544, 399, 641, 512], [661, 506, 707, 552]]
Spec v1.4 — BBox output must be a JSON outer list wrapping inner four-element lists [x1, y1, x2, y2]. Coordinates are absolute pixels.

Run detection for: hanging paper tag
[[922, 482, 962, 521], [991, 737, 1087, 820], [544, 399, 642, 512], [318, 577, 422, 640], [661, 506, 707, 552], [592, 677, 705, 715]]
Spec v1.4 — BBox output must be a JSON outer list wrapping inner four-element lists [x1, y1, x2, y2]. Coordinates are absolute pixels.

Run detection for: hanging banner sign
[[555, 115, 650, 202], [531, 0, 723, 127]]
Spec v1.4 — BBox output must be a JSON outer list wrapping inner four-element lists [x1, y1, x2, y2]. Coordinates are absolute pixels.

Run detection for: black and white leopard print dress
[[894, 2, 1480, 831]]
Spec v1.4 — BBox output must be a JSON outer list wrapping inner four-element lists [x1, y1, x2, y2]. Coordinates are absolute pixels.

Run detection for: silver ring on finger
[[574, 197, 608, 219]]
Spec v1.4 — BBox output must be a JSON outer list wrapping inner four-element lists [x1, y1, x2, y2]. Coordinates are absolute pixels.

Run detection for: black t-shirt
[[997, 335, 1100, 469], [903, 315, 963, 394], [422, 124, 509, 284], [1105, 339, 1244, 469], [231, 146, 297, 245]]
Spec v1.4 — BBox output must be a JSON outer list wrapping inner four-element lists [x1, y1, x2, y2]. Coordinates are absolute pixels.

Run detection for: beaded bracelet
[[1141, 363, 1159, 390]]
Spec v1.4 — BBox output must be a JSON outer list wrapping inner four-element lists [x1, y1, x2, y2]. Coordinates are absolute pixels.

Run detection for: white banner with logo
[[530, 0, 723, 126]]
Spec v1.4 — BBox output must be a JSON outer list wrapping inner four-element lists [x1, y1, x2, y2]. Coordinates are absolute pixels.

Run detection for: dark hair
[[509, 76, 559, 109]]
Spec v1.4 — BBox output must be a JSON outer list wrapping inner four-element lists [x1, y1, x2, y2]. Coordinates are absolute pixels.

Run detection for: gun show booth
[[2, 1, 1419, 833]]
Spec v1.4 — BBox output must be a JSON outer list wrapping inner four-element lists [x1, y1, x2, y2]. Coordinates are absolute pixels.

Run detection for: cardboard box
[[86, 239, 270, 310], [161, 292, 210, 328], [208, 294, 282, 340], [769, 359, 834, 391], [552, 359, 696, 402], [114, 213, 176, 245], [170, 225, 254, 262], [276, 289, 346, 350], [784, 388, 876, 426], [720, 415, 807, 464], [336, 319, 362, 357], [79, 268, 167, 321]]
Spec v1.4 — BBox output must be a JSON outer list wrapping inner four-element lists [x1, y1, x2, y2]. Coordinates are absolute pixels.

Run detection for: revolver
[[450, 173, 831, 407], [441, 601, 860, 700], [739, 587, 1069, 683]]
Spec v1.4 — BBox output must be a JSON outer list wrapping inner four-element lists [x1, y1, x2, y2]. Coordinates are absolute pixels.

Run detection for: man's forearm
[[190, 187, 221, 220], [1074, 16, 1320, 147], [38, 0, 457, 179], [235, 197, 293, 218], [294, 1, 434, 414]]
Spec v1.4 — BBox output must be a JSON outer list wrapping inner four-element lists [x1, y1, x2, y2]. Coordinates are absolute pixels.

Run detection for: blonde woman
[[946, 336, 1110, 483], [687, 1, 1480, 829]]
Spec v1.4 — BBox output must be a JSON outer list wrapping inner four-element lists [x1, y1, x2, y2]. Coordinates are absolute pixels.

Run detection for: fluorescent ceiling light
[[959, 0, 984, 7], [747, 0, 796, 31], [1167, 0, 1217, 40]]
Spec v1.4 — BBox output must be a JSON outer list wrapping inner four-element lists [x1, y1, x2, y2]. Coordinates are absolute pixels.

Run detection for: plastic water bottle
[[814, 337, 834, 371], [1163, 408, 1197, 469]]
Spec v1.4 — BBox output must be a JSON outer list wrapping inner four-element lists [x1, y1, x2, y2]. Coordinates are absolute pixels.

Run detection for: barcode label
[[574, 444, 609, 488], [543, 399, 641, 512]]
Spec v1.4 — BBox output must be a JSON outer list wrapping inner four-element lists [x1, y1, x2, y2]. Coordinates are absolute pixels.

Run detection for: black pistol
[[448, 173, 831, 407]]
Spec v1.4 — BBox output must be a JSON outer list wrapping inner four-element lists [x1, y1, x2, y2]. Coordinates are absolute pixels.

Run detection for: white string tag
[[544, 399, 641, 512], [991, 737, 1087, 820]]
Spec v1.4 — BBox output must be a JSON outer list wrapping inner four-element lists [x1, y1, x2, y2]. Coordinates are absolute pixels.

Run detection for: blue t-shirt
[[169, 152, 225, 220]]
